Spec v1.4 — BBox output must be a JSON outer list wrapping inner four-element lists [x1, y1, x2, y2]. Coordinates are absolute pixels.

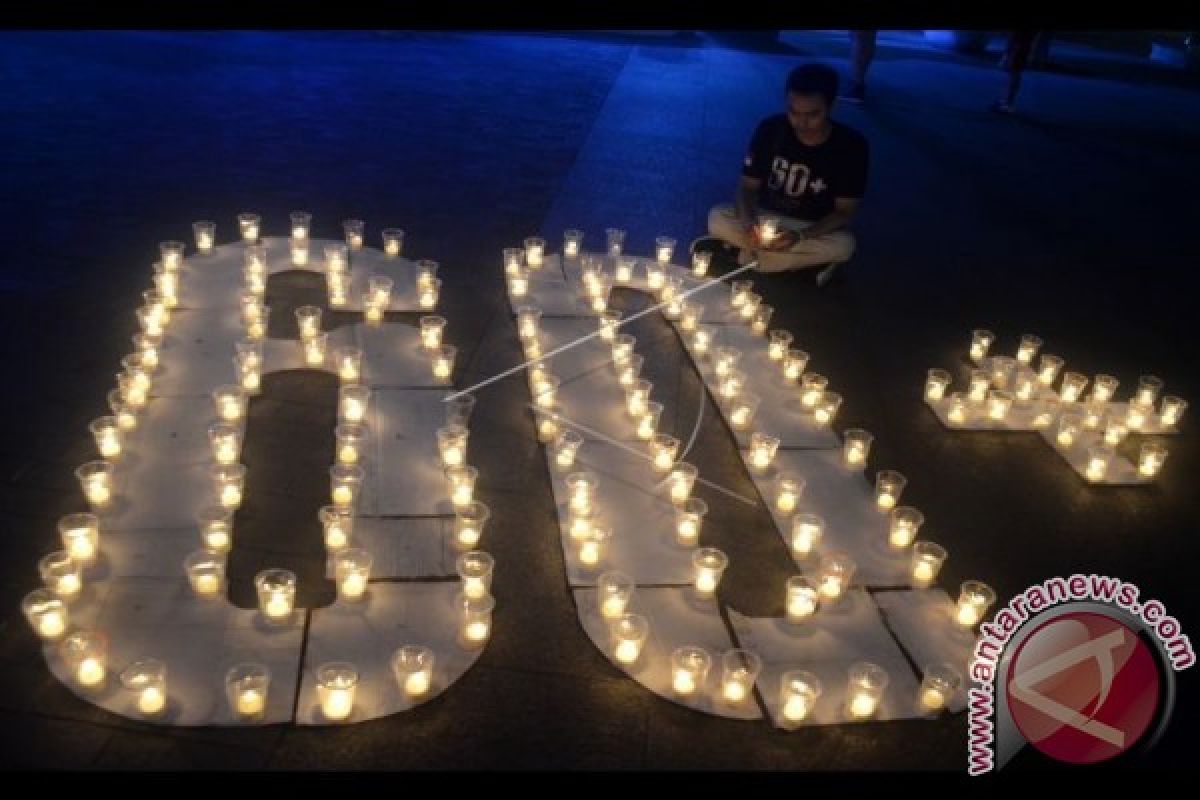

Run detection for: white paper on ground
[[149, 309, 246, 397], [370, 389, 463, 516], [682, 321, 840, 449], [325, 517, 456, 579], [357, 322, 446, 388], [296, 582, 482, 724], [729, 591, 924, 727], [872, 588, 975, 713], [46, 576, 304, 726], [574, 585, 759, 720], [547, 441, 698, 586], [745, 448, 912, 587]]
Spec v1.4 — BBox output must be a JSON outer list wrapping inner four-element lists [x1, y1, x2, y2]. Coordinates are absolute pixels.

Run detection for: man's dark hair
[[785, 63, 839, 106]]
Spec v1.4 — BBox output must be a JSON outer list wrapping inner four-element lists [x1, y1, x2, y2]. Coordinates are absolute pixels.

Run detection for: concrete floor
[[0, 30, 1197, 770]]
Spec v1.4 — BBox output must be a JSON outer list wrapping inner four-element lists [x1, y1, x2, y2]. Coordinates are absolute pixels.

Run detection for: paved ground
[[1, 30, 1197, 770]]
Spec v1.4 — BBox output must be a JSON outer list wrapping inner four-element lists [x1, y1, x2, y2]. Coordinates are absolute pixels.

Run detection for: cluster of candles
[[930, 331, 1183, 481]]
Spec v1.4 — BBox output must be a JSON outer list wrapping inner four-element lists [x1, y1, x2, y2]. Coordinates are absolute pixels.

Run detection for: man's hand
[[764, 229, 799, 251]]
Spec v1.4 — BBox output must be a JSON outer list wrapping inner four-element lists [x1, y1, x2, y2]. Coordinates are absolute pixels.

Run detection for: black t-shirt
[[742, 115, 869, 221]]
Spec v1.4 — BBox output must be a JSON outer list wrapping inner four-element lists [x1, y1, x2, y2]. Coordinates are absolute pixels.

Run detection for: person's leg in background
[[992, 31, 1035, 114], [705, 204, 755, 251], [843, 30, 877, 103]]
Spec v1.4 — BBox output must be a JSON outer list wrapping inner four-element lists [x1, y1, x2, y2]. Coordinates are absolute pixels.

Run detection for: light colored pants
[[707, 204, 855, 273]]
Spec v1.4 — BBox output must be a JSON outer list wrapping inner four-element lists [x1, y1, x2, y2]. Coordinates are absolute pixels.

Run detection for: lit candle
[[692, 548, 727, 598], [1085, 446, 1112, 482], [382, 228, 404, 257], [524, 236, 545, 268], [775, 475, 802, 514], [419, 280, 440, 310], [256, 569, 296, 623], [266, 595, 290, 619], [193, 220, 215, 254], [846, 662, 888, 720], [460, 594, 495, 649], [1160, 396, 1187, 428], [614, 258, 633, 284], [889, 507, 924, 549], [139, 687, 166, 715], [780, 671, 821, 723], [925, 368, 950, 401], [748, 432, 779, 472], [317, 663, 357, 722], [875, 470, 906, 511], [554, 430, 582, 470], [598, 571, 634, 620], [786, 576, 818, 623], [76, 462, 113, 509], [636, 403, 662, 441], [59, 514, 99, 563], [651, 434, 679, 473], [77, 657, 105, 688], [969, 329, 994, 364], [720, 650, 761, 705], [23, 589, 68, 639], [1138, 442, 1167, 478], [1126, 404, 1147, 430], [955, 581, 996, 628], [611, 613, 647, 665], [692, 328, 712, 355], [433, 345, 456, 380], [817, 552, 855, 600], [791, 513, 823, 557], [646, 263, 665, 289]]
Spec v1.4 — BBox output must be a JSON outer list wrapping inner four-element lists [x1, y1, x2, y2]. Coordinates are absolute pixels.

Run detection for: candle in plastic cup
[[919, 663, 962, 714], [966, 369, 989, 405], [720, 649, 761, 704], [969, 329, 994, 365], [290, 237, 310, 267], [783, 349, 810, 385], [90, 416, 121, 460], [76, 461, 113, 509], [611, 613, 648, 665], [843, 429, 872, 468], [1037, 354, 1064, 387], [193, 220, 216, 254], [226, 662, 270, 721], [739, 292, 762, 321], [121, 659, 168, 717], [1159, 395, 1187, 428], [341, 219, 364, 251], [655, 236, 675, 264], [456, 550, 495, 600], [691, 249, 712, 277], [436, 424, 469, 469], [23, 589, 67, 640], [846, 661, 889, 719], [255, 569, 296, 624], [578, 525, 611, 568], [330, 464, 364, 508], [1138, 442, 1168, 478], [184, 549, 225, 597], [748, 432, 780, 472], [651, 434, 680, 473], [334, 548, 373, 602], [289, 211, 312, 240], [668, 463, 699, 507], [319, 505, 354, 552], [774, 473, 804, 514], [459, 593, 495, 649], [62, 631, 107, 690], [159, 240, 185, 272], [1085, 444, 1114, 482], [338, 385, 370, 425], [817, 552, 856, 601], [208, 423, 241, 466], [875, 470, 906, 511], [565, 472, 598, 515], [781, 670, 822, 723], [671, 646, 711, 697], [888, 507, 924, 549], [692, 547, 728, 598], [730, 280, 752, 308], [381, 228, 404, 257], [108, 390, 137, 433], [987, 389, 1013, 421], [597, 571, 635, 620], [316, 662, 357, 722], [453, 501, 490, 550], [392, 645, 435, 698], [432, 345, 456, 381], [729, 392, 761, 430], [1016, 334, 1043, 365], [785, 576, 819, 624], [212, 464, 246, 510], [791, 513, 824, 558], [552, 430, 583, 471], [814, 391, 842, 427], [39, 551, 82, 600], [59, 513, 99, 563], [910, 541, 948, 588], [636, 402, 663, 441], [955, 580, 996, 628], [561, 228, 584, 259], [1056, 413, 1082, 448], [669, 497, 705, 547], [1090, 374, 1119, 405], [713, 346, 741, 379], [1135, 375, 1164, 408], [213, 385, 246, 423], [524, 236, 546, 269], [1060, 372, 1088, 404], [236, 212, 261, 243], [767, 330, 794, 362], [925, 368, 951, 402], [751, 304, 774, 336], [198, 507, 233, 553], [418, 277, 441, 310]]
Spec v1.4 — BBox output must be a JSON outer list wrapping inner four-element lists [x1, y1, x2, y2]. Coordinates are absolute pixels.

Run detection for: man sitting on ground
[[693, 62, 869, 286]]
